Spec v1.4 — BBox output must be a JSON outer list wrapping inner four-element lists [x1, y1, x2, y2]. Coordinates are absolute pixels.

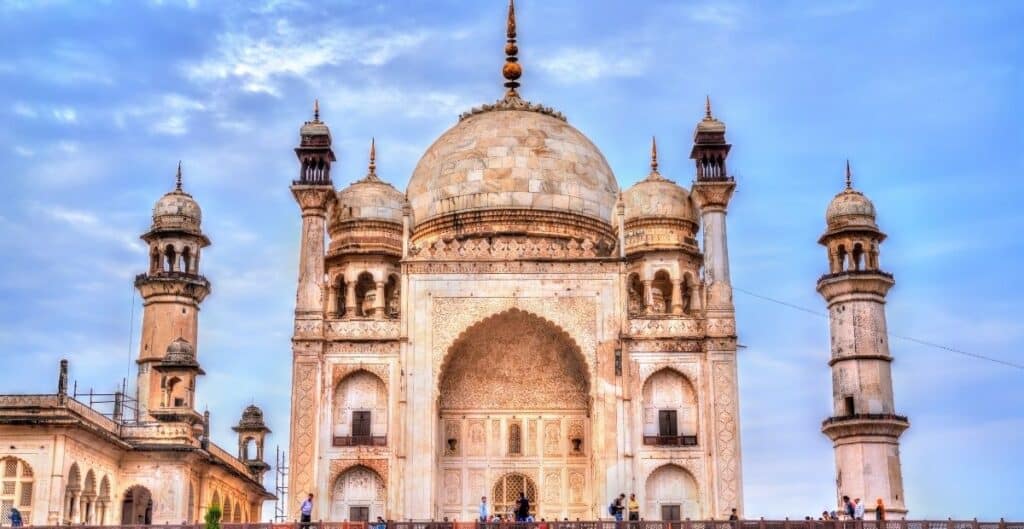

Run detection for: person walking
[[875, 498, 886, 521], [842, 496, 854, 519], [627, 494, 640, 522], [479, 496, 490, 523], [515, 492, 530, 522], [853, 498, 865, 520], [300, 493, 314, 529], [9, 507, 23, 528]]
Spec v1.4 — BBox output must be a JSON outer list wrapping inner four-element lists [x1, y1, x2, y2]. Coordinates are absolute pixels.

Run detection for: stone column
[[373, 281, 386, 319], [689, 282, 703, 312], [326, 281, 339, 317], [345, 281, 357, 319], [691, 181, 736, 309], [290, 185, 334, 316], [642, 280, 654, 314], [671, 280, 685, 315]]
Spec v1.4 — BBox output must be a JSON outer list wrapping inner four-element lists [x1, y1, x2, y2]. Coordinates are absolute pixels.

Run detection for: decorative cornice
[[821, 414, 909, 442], [816, 270, 895, 302], [690, 180, 736, 211], [458, 93, 567, 122]]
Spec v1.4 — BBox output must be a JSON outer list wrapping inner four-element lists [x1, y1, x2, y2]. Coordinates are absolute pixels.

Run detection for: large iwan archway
[[645, 464, 700, 520], [437, 309, 591, 520]]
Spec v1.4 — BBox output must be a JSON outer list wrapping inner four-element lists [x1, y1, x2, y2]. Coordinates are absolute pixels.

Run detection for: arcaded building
[[0, 169, 274, 526], [286, 4, 745, 523]]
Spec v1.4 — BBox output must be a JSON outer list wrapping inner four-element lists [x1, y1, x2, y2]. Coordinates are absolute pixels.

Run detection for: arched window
[[120, 485, 152, 525], [852, 243, 864, 271], [652, 270, 673, 314], [164, 245, 176, 273], [330, 466, 385, 522], [181, 247, 192, 274], [82, 470, 97, 524], [222, 498, 233, 523], [385, 274, 400, 319], [508, 422, 522, 456], [492, 473, 536, 518], [626, 273, 643, 316], [645, 464, 700, 520], [98, 475, 111, 525], [332, 371, 387, 446], [836, 244, 848, 272], [1, 457, 34, 526], [233, 500, 241, 523], [642, 369, 698, 446], [354, 272, 376, 318], [149, 248, 160, 274], [64, 462, 81, 523]]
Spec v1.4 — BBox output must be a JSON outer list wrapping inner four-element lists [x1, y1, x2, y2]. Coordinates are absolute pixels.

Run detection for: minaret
[[135, 162, 210, 423], [233, 405, 272, 482], [689, 96, 735, 310], [288, 100, 335, 517], [687, 98, 744, 517], [818, 162, 908, 518]]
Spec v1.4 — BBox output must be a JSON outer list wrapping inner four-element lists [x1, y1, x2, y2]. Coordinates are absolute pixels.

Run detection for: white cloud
[[184, 20, 429, 96], [538, 48, 649, 83], [684, 3, 745, 28], [35, 204, 144, 254], [12, 101, 37, 118], [52, 106, 78, 123], [114, 93, 207, 136], [13, 146, 34, 157]]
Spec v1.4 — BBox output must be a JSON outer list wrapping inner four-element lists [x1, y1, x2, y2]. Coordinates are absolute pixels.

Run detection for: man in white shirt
[[479, 496, 489, 523], [301, 493, 314, 528], [853, 498, 865, 520]]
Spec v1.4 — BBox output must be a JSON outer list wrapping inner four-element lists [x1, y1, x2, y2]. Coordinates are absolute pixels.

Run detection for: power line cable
[[733, 285, 1024, 371]]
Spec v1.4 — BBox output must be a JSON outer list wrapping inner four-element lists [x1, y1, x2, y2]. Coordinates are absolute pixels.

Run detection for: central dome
[[407, 108, 619, 237]]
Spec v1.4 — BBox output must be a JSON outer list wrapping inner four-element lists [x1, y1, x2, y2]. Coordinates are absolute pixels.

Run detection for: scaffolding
[[273, 445, 289, 522], [72, 377, 141, 424]]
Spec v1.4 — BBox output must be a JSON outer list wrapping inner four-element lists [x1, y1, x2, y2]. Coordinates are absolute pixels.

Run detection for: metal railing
[[642, 435, 698, 447], [18, 520, 1022, 529], [332, 435, 388, 447]]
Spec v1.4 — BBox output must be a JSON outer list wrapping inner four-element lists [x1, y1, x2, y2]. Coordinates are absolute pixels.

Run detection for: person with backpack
[[609, 494, 625, 522]]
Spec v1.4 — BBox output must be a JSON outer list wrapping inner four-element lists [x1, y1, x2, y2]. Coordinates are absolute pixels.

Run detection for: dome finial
[[650, 136, 659, 174], [367, 137, 378, 179], [845, 159, 852, 189], [313, 98, 320, 122], [502, 0, 522, 97], [175, 160, 183, 191], [705, 95, 713, 119]]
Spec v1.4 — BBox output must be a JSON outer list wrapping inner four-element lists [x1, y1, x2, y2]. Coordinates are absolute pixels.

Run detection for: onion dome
[[233, 404, 271, 432], [621, 138, 700, 254], [156, 337, 203, 373], [695, 96, 726, 135], [327, 139, 405, 256], [406, 1, 618, 251], [152, 162, 202, 235], [826, 161, 878, 231], [300, 99, 331, 139]]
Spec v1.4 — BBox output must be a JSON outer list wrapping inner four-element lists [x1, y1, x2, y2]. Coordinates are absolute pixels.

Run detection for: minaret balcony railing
[[332, 435, 387, 447], [642, 435, 698, 447], [822, 413, 909, 427]]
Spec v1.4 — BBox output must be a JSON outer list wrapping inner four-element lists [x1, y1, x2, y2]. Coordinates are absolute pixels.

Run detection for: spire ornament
[[365, 137, 380, 182], [705, 95, 713, 119], [175, 161, 183, 191], [502, 0, 522, 97], [845, 159, 852, 189], [651, 136, 659, 173], [313, 99, 320, 122]]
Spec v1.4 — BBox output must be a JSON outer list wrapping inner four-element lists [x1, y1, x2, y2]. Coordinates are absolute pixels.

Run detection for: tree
[[205, 503, 222, 529]]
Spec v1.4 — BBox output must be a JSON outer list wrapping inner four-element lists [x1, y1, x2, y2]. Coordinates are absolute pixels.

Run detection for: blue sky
[[1, 0, 1022, 520]]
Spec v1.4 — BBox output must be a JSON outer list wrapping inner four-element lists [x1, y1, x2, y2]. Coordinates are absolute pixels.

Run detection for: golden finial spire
[[368, 137, 377, 177], [313, 98, 320, 122], [845, 159, 852, 189], [705, 95, 713, 119], [175, 160, 183, 191], [502, 0, 522, 97], [650, 136, 659, 173]]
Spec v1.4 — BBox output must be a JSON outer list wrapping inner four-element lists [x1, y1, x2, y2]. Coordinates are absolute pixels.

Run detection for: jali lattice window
[[0, 457, 33, 526], [492, 473, 536, 518]]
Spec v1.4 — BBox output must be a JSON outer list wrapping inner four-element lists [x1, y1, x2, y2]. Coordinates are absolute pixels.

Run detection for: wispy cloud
[[33, 204, 144, 254], [538, 47, 649, 83], [114, 93, 207, 136], [184, 19, 429, 96]]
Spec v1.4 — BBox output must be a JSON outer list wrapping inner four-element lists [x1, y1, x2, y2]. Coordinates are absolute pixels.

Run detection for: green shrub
[[205, 503, 223, 529]]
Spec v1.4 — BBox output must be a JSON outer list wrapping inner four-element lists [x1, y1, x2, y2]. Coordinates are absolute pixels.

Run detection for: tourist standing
[[300, 493, 314, 529], [479, 496, 490, 523], [875, 499, 886, 521], [612, 494, 625, 522], [853, 498, 865, 520], [516, 492, 530, 522], [842, 496, 854, 519], [728, 508, 739, 521], [628, 494, 640, 521], [9, 507, 22, 528]]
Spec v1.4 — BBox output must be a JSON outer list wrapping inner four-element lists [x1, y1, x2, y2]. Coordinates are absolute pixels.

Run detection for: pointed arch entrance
[[120, 486, 152, 525], [437, 309, 591, 520]]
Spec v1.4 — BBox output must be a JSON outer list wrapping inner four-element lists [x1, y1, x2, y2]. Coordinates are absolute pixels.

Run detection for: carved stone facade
[[287, 7, 743, 521]]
